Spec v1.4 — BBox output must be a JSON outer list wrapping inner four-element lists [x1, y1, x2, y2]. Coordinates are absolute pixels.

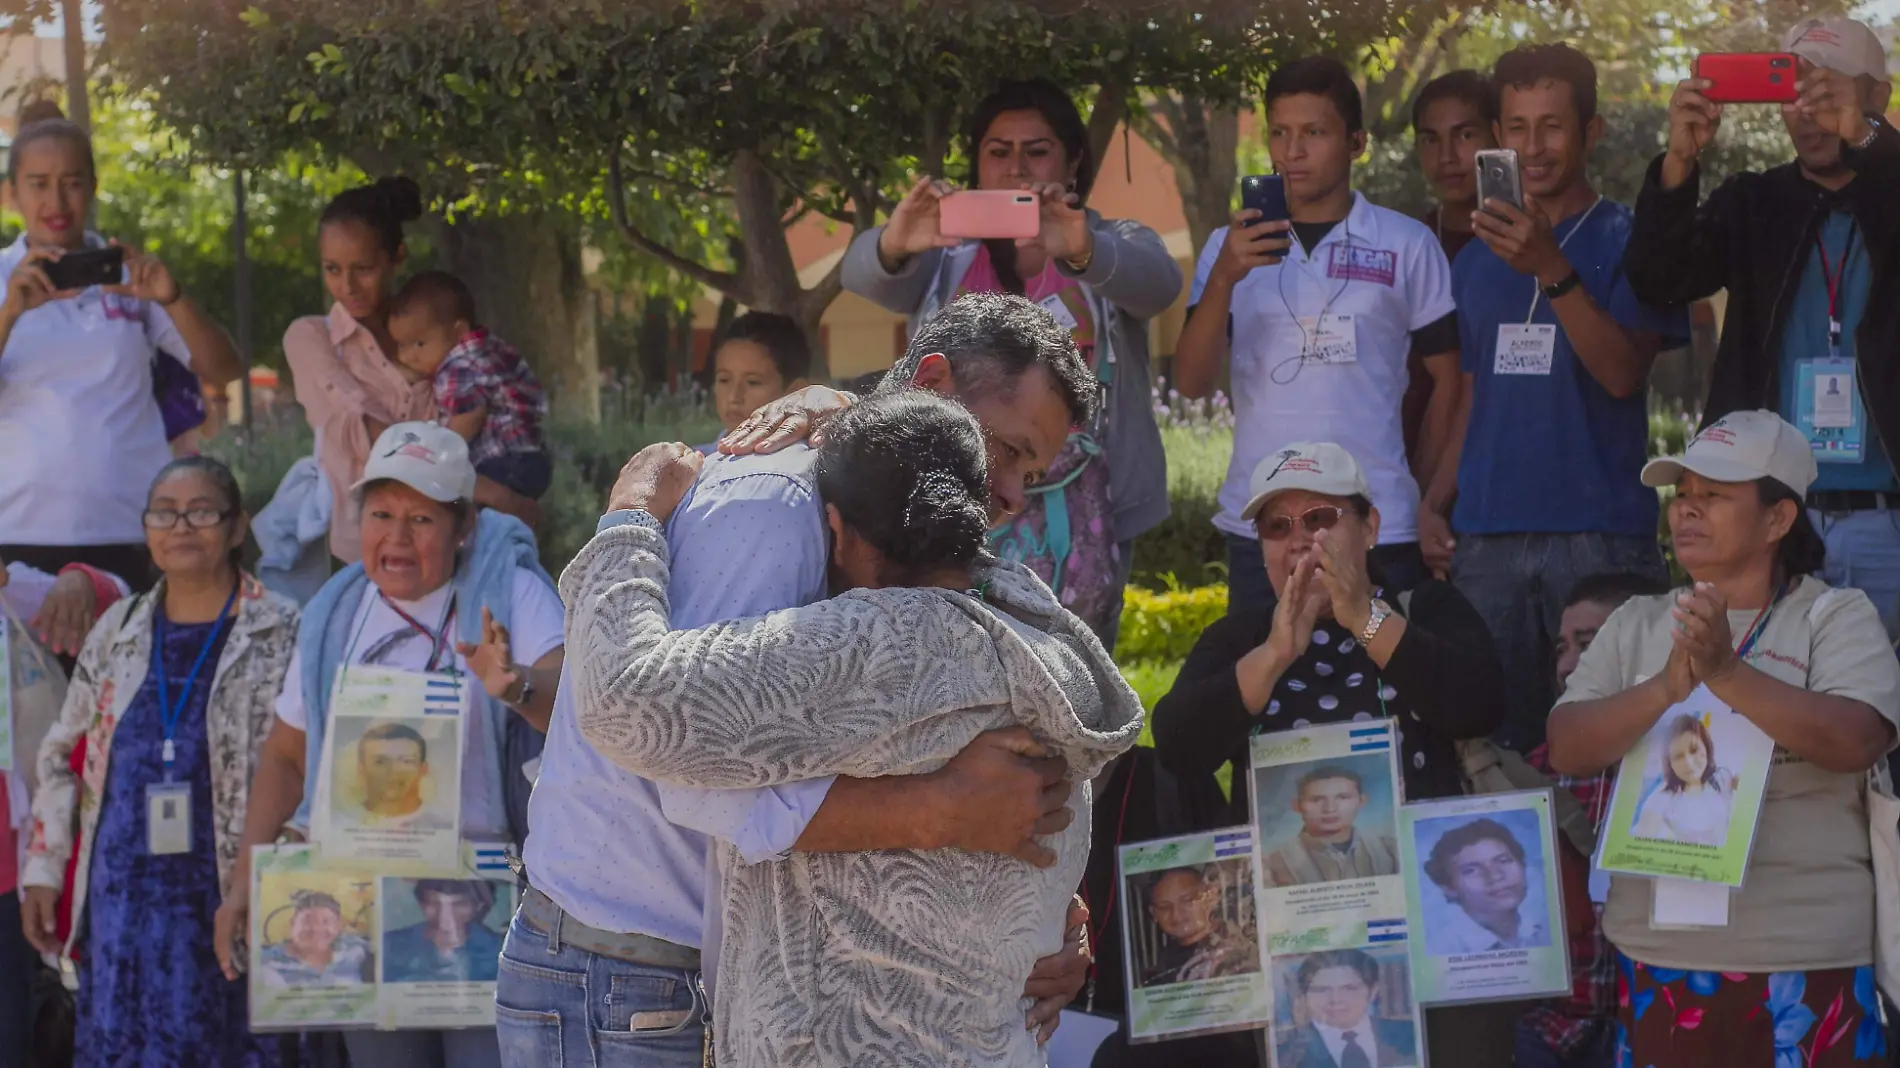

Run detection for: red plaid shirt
[[433, 330, 546, 465], [1519, 744, 1616, 1058]]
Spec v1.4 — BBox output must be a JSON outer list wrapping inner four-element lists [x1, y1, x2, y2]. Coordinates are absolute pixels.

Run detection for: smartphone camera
[[1769, 56, 1792, 68]]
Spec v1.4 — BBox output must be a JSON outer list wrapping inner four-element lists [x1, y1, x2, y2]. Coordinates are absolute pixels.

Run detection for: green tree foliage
[[87, 93, 366, 370], [91, 1, 1468, 378]]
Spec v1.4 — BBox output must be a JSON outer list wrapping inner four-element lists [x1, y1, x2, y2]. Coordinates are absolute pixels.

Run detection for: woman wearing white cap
[[212, 422, 564, 1068], [1154, 441, 1506, 809], [1549, 409, 1900, 1067], [1151, 441, 1511, 1065]]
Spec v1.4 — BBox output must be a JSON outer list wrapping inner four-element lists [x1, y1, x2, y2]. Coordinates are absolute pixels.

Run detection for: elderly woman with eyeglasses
[[22, 456, 300, 1067], [1152, 441, 1506, 823]]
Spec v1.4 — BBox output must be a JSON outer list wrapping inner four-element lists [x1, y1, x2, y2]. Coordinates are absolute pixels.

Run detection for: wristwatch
[[1361, 598, 1393, 645], [1540, 270, 1583, 301], [507, 671, 536, 709], [1851, 114, 1885, 152]]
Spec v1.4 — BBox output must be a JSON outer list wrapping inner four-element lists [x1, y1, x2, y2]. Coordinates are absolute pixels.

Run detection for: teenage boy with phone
[[1174, 56, 1461, 612], [1625, 15, 1900, 637], [1430, 43, 1686, 755], [1406, 69, 1499, 485]]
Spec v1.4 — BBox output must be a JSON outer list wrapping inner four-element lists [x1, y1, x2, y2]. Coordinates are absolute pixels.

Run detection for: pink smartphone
[[938, 190, 1040, 240]]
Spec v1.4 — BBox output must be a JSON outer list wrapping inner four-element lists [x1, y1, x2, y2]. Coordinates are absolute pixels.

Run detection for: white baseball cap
[[1782, 15, 1890, 82], [353, 421, 478, 504], [1640, 410, 1817, 497], [1239, 442, 1372, 521]]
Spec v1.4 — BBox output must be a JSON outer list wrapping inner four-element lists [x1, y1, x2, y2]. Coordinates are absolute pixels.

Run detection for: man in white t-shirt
[[1174, 56, 1461, 615]]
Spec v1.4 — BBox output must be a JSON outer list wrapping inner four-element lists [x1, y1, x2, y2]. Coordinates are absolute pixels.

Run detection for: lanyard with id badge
[[1493, 197, 1604, 377], [147, 584, 239, 855], [1794, 225, 1864, 464]]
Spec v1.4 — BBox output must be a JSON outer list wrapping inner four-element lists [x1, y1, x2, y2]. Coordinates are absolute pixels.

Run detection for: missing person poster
[[313, 666, 464, 875], [1117, 829, 1271, 1044], [251, 842, 515, 1032], [376, 845, 517, 1029], [1399, 791, 1570, 1005], [1269, 944, 1422, 1068], [1250, 720, 1407, 953], [1596, 684, 1773, 886], [250, 844, 380, 1030]]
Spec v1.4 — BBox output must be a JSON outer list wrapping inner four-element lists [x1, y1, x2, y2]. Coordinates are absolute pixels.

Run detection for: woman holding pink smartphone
[[842, 78, 1180, 655]]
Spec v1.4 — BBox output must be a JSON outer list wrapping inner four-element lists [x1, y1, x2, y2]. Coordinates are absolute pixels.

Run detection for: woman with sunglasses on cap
[[21, 457, 299, 1067], [1548, 411, 1900, 1068], [1149, 442, 1509, 1067], [1153, 441, 1506, 814]]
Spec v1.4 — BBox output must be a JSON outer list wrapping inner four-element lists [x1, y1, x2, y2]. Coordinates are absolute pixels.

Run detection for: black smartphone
[[43, 246, 125, 291], [1475, 149, 1524, 216], [1239, 174, 1289, 225]]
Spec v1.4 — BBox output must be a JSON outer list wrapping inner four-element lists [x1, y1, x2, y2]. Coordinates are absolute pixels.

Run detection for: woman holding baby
[[284, 177, 539, 567]]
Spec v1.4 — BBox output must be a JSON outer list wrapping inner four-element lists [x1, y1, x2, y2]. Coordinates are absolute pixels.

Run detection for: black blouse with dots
[[1151, 578, 1508, 828]]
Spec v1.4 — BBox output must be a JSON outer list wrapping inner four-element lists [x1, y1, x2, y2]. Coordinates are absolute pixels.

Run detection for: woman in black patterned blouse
[[1151, 441, 1507, 827]]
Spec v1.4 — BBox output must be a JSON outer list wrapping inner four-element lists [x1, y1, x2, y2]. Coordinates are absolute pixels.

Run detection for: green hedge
[[1128, 422, 1230, 591]]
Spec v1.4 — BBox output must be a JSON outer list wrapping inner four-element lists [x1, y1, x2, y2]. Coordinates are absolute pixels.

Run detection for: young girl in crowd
[[1631, 714, 1736, 847], [700, 311, 811, 452]]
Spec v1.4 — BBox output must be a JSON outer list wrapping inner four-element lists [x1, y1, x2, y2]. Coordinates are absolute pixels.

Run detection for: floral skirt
[[1615, 952, 1888, 1068]]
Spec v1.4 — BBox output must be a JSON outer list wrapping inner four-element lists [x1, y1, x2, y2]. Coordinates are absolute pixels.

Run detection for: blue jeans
[[494, 908, 706, 1068], [1451, 532, 1668, 753], [1225, 534, 1427, 617], [1814, 507, 1900, 641]]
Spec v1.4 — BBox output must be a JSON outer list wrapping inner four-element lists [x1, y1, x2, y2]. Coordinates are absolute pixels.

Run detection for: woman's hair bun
[[370, 176, 424, 224], [18, 99, 64, 126], [901, 470, 988, 566]]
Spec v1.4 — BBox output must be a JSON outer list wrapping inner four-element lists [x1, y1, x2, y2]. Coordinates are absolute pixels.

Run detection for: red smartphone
[[1694, 52, 1800, 104], [938, 190, 1040, 240]]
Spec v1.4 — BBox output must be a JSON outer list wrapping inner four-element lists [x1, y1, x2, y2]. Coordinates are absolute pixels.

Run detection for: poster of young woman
[[1595, 684, 1773, 886], [376, 844, 517, 1029], [1117, 829, 1271, 1043], [1399, 790, 1570, 1005], [249, 844, 380, 1030], [312, 666, 464, 875], [1250, 719, 1407, 953]]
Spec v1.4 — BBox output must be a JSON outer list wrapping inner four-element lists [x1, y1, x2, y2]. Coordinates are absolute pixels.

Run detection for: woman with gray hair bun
[[565, 390, 1144, 1067]]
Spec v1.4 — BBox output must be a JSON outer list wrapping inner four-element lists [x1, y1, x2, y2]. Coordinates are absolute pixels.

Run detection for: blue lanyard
[[153, 583, 239, 776], [1732, 582, 1787, 662]]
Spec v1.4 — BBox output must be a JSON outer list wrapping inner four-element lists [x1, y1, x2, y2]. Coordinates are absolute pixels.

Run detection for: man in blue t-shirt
[[1421, 43, 1687, 753], [1627, 14, 1900, 638]]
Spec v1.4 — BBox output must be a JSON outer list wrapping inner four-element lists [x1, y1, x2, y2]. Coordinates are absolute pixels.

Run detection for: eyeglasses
[[141, 507, 234, 530], [1257, 505, 1348, 542]]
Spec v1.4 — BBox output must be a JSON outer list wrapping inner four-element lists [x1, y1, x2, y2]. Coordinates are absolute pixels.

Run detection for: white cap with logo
[[353, 421, 479, 504], [1240, 442, 1372, 521], [1782, 15, 1891, 82], [1640, 410, 1818, 497]]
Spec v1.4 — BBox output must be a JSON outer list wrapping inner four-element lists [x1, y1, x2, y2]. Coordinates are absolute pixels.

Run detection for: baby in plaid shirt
[[389, 271, 551, 499]]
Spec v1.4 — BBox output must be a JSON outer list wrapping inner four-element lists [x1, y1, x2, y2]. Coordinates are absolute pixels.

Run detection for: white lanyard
[[1523, 195, 1604, 323]]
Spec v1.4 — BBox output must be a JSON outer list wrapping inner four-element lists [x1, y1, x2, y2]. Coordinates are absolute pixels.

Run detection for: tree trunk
[[427, 211, 600, 422], [725, 149, 835, 380], [1151, 94, 1240, 260], [59, 0, 88, 132]]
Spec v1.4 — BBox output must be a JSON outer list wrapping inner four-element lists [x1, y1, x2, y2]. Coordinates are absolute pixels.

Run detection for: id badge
[[1298, 313, 1357, 364], [147, 781, 191, 855], [1495, 324, 1557, 375], [1650, 876, 1730, 929], [1037, 293, 1080, 333], [1796, 358, 1863, 463]]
